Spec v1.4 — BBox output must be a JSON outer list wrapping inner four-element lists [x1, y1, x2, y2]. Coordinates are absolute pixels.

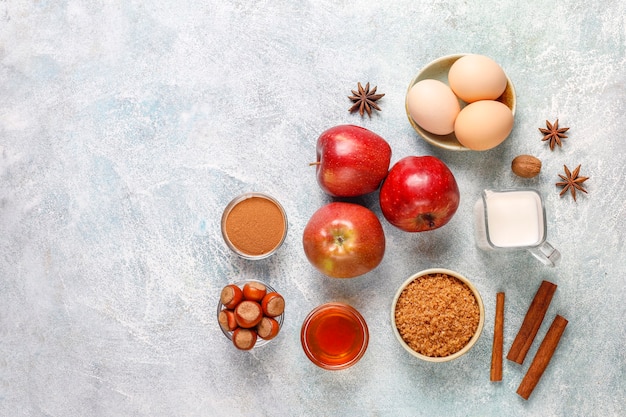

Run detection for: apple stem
[[308, 162, 321, 167]]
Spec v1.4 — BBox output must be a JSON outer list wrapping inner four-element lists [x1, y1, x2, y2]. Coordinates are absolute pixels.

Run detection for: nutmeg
[[511, 155, 542, 178]]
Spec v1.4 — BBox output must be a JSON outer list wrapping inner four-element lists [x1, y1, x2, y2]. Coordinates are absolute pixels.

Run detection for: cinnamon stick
[[507, 280, 557, 364], [490, 292, 505, 382], [517, 315, 568, 400]]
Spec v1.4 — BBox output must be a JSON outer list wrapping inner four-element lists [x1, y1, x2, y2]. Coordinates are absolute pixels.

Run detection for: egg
[[448, 55, 507, 103], [406, 79, 460, 135], [454, 100, 513, 150]]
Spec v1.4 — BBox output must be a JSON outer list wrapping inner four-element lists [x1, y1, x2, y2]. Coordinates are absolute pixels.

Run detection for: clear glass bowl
[[221, 192, 288, 260], [217, 279, 285, 349], [301, 302, 369, 370]]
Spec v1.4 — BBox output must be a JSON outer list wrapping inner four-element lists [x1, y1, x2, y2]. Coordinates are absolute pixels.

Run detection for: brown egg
[[454, 100, 514, 150], [448, 55, 508, 103]]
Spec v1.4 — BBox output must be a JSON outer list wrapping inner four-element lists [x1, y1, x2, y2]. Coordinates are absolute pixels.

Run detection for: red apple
[[379, 156, 460, 232], [313, 125, 392, 197], [302, 202, 385, 278]]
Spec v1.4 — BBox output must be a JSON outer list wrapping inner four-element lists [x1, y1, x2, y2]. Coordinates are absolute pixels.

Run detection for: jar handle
[[528, 242, 561, 267]]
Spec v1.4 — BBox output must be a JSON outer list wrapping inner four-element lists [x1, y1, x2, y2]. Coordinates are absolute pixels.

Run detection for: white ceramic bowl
[[391, 268, 485, 362], [405, 54, 516, 151]]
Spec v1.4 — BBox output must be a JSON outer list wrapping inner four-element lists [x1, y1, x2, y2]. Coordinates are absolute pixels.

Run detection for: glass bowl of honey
[[300, 302, 369, 370]]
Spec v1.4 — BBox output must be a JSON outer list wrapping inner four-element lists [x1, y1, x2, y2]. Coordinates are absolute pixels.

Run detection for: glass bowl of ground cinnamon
[[221, 192, 288, 260], [391, 268, 485, 362]]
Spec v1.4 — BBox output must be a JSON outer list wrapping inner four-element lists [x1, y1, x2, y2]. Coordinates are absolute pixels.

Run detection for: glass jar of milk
[[474, 189, 560, 266]]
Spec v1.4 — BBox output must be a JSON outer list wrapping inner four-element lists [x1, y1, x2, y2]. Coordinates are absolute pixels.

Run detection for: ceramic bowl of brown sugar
[[391, 268, 485, 362], [221, 192, 288, 260]]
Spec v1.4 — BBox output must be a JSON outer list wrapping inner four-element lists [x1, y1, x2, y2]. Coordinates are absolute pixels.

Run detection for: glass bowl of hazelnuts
[[217, 280, 285, 350]]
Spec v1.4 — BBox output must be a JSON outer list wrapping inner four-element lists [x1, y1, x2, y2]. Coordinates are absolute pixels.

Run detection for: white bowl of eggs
[[405, 54, 516, 151]]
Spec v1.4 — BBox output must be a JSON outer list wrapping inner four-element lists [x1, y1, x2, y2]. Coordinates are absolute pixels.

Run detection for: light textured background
[[1, 1, 625, 416]]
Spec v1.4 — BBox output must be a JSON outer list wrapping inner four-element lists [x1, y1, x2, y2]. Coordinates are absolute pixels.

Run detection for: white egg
[[407, 79, 461, 136]]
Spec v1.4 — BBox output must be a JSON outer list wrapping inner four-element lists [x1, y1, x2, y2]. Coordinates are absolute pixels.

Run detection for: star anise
[[348, 82, 384, 118], [539, 119, 569, 150], [556, 164, 589, 201]]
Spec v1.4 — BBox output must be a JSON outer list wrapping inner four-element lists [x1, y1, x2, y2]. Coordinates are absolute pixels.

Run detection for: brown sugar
[[394, 273, 480, 357], [223, 196, 286, 257]]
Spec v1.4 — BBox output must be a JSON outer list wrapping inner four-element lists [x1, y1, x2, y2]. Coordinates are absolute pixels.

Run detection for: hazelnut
[[511, 155, 542, 178]]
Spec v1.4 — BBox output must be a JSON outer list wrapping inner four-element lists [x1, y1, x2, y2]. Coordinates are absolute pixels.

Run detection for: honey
[[301, 303, 369, 370]]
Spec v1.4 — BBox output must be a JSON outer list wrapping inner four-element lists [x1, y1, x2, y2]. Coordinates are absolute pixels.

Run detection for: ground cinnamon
[[507, 280, 557, 364], [517, 315, 568, 400], [223, 196, 286, 257], [490, 292, 505, 382]]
